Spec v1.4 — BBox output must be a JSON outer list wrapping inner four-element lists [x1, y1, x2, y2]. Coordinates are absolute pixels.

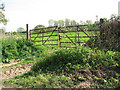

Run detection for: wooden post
[[77, 26, 80, 45], [100, 18, 104, 42], [29, 31, 31, 40], [42, 30, 44, 45], [75, 33, 76, 43], [57, 26, 61, 47], [75, 27, 77, 44], [118, 20, 120, 51], [26, 24, 29, 40], [118, 2, 120, 51]]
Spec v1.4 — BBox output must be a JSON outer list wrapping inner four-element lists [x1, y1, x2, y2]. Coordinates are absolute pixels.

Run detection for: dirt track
[[1, 62, 34, 88]]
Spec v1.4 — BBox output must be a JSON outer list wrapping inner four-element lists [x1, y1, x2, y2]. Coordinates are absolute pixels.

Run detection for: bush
[[87, 19, 120, 51], [2, 38, 42, 62]]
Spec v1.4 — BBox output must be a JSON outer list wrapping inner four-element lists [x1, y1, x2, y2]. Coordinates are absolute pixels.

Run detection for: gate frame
[[27, 18, 104, 48]]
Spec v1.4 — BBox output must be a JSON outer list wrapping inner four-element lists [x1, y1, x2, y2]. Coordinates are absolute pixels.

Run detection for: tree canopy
[[17, 27, 25, 32], [34, 24, 45, 29], [0, 3, 7, 25]]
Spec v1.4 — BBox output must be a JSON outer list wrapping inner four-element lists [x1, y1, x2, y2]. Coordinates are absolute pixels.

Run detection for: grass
[[3, 46, 120, 88]]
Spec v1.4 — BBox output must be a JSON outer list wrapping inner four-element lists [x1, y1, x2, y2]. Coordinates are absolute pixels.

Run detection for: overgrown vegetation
[[87, 17, 120, 52], [2, 34, 42, 63], [3, 46, 120, 88]]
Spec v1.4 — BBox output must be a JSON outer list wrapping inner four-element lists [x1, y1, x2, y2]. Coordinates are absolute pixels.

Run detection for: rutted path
[[1, 62, 34, 88]]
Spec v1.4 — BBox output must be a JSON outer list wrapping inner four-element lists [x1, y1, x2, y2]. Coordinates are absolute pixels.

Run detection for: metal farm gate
[[29, 23, 101, 48]]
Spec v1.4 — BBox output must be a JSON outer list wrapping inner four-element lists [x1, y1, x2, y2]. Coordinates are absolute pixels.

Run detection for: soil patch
[[1, 62, 34, 88]]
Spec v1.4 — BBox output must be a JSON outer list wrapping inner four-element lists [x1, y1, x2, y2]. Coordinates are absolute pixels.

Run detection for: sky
[[1, 0, 120, 32]]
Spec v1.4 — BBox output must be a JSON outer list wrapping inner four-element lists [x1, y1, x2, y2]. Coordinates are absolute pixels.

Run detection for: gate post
[[118, 1, 120, 51], [26, 24, 29, 40], [118, 20, 120, 51], [57, 26, 61, 47], [100, 18, 104, 45]]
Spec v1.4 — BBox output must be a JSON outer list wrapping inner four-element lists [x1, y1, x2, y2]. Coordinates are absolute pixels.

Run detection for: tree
[[80, 20, 84, 25], [0, 12, 7, 25], [86, 20, 92, 25], [0, 27, 6, 33], [71, 20, 77, 26], [17, 27, 25, 32], [54, 21, 58, 26], [0, 3, 5, 10], [0, 3, 7, 25], [34, 24, 45, 29], [65, 19, 71, 26], [110, 14, 118, 20], [34, 24, 46, 32], [58, 20, 64, 27], [48, 19, 54, 26], [0, 29, 5, 33]]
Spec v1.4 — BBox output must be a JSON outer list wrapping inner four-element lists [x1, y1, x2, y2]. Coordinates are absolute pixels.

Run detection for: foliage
[[86, 16, 120, 51], [0, 3, 7, 25], [3, 46, 120, 88], [34, 24, 45, 29], [0, 3, 5, 10], [2, 36, 42, 63], [48, 19, 54, 26], [0, 28, 5, 33], [33, 24, 46, 32], [31, 47, 120, 74], [17, 27, 25, 32], [48, 18, 79, 27], [0, 11, 7, 25]]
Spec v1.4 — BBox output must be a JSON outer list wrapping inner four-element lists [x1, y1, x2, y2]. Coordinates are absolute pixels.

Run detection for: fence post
[[100, 18, 104, 43], [77, 26, 80, 45], [26, 24, 29, 40], [118, 16, 120, 51]]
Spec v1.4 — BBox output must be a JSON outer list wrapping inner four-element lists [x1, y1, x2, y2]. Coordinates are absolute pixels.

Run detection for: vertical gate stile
[[100, 18, 104, 47], [29, 30, 31, 40], [77, 26, 80, 45], [59, 27, 61, 47], [42, 29, 44, 45], [75, 26, 76, 43], [57, 26, 60, 47]]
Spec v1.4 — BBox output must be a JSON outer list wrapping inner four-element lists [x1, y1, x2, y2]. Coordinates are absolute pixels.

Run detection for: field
[[1, 32, 120, 88]]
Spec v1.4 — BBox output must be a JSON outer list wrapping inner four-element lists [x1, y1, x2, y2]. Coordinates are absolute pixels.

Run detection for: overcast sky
[[1, 0, 120, 32]]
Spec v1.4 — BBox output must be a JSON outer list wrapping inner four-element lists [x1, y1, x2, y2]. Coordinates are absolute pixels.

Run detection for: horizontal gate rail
[[30, 39, 58, 41], [31, 35, 58, 38], [35, 44, 58, 46]]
